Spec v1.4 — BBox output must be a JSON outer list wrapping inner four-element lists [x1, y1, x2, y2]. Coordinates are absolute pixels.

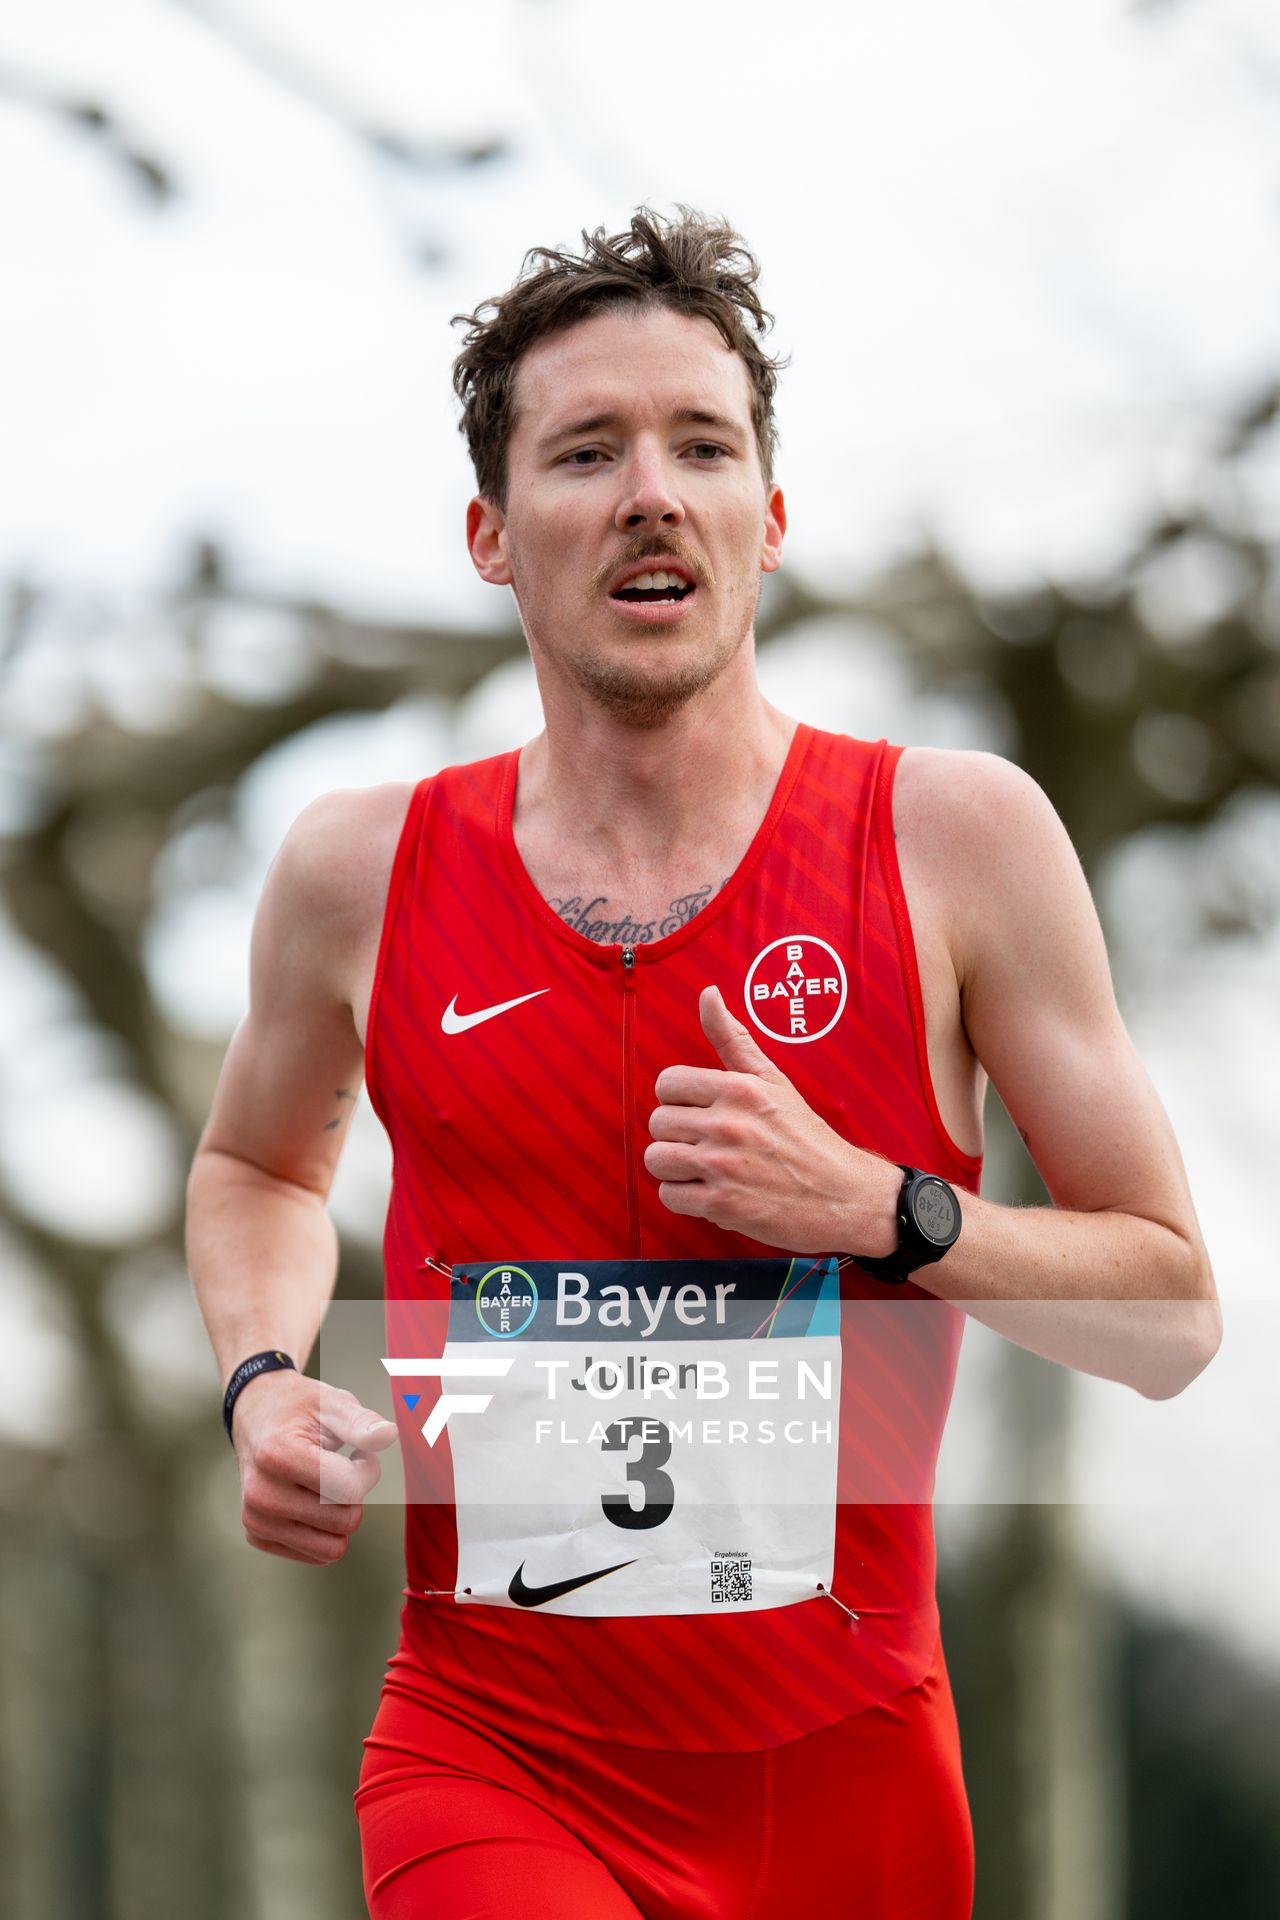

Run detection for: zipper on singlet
[[620, 944, 640, 1253]]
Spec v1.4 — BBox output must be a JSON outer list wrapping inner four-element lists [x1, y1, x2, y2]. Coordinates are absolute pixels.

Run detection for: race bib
[[440, 1257, 841, 1617]]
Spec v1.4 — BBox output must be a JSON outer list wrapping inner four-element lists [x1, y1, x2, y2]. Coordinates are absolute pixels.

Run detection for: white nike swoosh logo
[[441, 989, 549, 1035]]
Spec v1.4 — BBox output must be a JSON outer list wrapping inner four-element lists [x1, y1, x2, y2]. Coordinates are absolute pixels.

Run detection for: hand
[[231, 1369, 399, 1566], [644, 985, 902, 1254]]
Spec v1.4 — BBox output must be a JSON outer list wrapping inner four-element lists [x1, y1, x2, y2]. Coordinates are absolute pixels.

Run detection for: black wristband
[[223, 1349, 296, 1444]]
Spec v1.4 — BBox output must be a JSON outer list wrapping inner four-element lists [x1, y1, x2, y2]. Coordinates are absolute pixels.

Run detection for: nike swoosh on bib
[[441, 989, 549, 1034], [508, 1558, 637, 1608]]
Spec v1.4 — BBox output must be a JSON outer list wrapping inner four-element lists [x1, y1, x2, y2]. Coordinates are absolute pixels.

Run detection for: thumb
[[320, 1393, 401, 1454], [700, 984, 785, 1080]]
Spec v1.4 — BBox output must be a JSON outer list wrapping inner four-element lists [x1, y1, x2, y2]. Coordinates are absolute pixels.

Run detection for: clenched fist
[[231, 1369, 399, 1566]]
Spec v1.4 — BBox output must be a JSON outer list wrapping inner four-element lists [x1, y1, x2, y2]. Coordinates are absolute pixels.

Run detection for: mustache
[[590, 535, 716, 597]]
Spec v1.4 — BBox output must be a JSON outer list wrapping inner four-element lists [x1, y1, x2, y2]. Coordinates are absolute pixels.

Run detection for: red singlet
[[355, 725, 978, 1915]]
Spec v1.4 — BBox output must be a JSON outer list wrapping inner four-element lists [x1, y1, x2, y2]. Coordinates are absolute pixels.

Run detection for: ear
[[760, 485, 786, 574], [467, 495, 512, 586]]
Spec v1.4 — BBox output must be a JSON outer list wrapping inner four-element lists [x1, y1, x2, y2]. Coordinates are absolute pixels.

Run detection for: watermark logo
[[744, 935, 847, 1044], [381, 1357, 516, 1445]]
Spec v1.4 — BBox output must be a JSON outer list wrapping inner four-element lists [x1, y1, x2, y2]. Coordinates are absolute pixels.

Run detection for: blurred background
[[2, 1, 1278, 1915]]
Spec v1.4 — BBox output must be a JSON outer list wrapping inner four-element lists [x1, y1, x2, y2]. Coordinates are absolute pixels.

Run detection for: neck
[[517, 669, 797, 872]]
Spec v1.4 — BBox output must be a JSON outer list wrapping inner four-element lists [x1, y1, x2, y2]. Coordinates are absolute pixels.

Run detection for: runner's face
[[467, 306, 786, 724]]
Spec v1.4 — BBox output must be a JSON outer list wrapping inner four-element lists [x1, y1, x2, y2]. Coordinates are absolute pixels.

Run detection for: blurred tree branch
[[2, 0, 510, 252], [169, 0, 508, 169], [0, 62, 175, 201]]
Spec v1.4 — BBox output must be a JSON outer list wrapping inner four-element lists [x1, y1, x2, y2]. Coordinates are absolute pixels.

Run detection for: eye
[[688, 443, 726, 462], [563, 448, 604, 466]]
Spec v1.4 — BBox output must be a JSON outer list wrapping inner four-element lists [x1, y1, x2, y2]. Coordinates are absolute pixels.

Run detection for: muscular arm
[[187, 790, 368, 1382], [186, 788, 400, 1562], [647, 751, 1221, 1401], [906, 749, 1221, 1396]]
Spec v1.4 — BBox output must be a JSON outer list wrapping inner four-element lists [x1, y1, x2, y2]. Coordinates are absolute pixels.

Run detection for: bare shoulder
[[271, 780, 415, 909], [890, 741, 1113, 1021], [891, 744, 1070, 893], [891, 746, 1093, 987], [263, 781, 418, 1002], [892, 744, 1051, 844]]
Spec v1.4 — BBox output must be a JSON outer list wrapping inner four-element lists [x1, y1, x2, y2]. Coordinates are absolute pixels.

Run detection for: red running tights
[[354, 1626, 973, 1919]]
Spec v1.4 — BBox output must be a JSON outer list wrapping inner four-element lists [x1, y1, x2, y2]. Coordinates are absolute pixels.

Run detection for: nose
[[615, 444, 685, 533]]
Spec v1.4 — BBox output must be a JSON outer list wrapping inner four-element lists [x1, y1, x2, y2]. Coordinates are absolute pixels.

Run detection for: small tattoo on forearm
[[324, 1088, 358, 1132]]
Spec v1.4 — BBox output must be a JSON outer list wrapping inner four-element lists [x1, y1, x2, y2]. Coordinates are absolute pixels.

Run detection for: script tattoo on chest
[[546, 881, 725, 946]]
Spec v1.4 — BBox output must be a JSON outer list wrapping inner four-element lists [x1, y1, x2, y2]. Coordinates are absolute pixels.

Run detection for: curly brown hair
[[451, 206, 785, 508]]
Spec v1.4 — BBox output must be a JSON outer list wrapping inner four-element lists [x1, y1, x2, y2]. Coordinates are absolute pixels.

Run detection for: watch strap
[[856, 1165, 960, 1285]]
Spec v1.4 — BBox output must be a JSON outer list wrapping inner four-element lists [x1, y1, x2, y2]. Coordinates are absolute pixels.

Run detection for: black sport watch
[[856, 1165, 962, 1285]]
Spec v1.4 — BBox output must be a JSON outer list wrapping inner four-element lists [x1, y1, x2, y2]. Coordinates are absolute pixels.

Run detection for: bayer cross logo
[[744, 935, 848, 1044], [475, 1265, 539, 1338]]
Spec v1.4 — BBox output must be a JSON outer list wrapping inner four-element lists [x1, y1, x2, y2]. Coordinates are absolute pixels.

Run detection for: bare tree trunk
[[1000, 1360, 1125, 1920], [962, 1121, 1126, 1920]]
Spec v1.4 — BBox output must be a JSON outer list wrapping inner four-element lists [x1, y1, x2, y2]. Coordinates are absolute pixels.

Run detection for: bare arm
[[898, 749, 1221, 1396], [646, 751, 1221, 1400], [186, 788, 400, 1563]]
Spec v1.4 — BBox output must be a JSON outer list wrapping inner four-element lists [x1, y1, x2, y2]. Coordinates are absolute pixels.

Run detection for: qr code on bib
[[711, 1556, 752, 1604]]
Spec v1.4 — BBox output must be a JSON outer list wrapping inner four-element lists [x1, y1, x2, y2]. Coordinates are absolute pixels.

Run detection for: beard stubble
[[537, 531, 753, 728]]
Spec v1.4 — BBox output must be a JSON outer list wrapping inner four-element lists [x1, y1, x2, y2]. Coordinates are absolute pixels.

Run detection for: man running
[[186, 208, 1221, 1919]]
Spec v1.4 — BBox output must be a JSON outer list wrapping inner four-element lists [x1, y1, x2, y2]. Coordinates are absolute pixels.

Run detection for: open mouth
[[610, 570, 696, 606]]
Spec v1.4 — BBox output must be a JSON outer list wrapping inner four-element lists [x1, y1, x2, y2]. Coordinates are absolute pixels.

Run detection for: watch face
[[912, 1177, 960, 1247]]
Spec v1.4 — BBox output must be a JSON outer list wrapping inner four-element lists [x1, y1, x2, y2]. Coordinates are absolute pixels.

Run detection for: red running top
[[364, 723, 982, 1751]]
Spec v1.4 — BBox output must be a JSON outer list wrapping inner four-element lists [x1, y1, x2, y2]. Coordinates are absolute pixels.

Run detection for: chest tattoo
[[546, 881, 725, 945]]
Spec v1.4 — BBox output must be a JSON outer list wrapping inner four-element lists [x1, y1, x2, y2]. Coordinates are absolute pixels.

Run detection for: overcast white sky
[[3, 0, 1280, 605], [1, 0, 1278, 1666]]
